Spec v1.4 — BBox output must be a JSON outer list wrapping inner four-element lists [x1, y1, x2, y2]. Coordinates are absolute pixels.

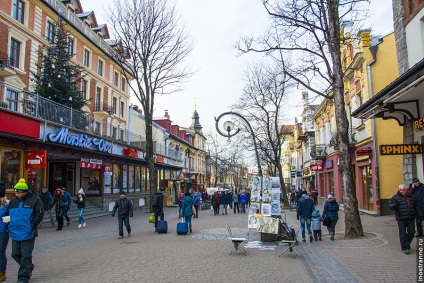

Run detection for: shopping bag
[[149, 212, 155, 223]]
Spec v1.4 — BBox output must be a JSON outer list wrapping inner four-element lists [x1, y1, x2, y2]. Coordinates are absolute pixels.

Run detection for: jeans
[[78, 208, 85, 224], [0, 232, 9, 272], [233, 202, 239, 213], [11, 238, 35, 283], [313, 229, 322, 240], [184, 216, 192, 228], [397, 220, 415, 250], [118, 216, 131, 236], [240, 203, 246, 213], [63, 206, 70, 223], [300, 217, 312, 238]]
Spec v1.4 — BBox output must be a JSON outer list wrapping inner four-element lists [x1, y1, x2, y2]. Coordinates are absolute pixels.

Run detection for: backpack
[[152, 194, 159, 207]]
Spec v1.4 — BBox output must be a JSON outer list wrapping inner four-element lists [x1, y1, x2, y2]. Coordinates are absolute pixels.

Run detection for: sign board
[[296, 171, 302, 177], [380, 144, 423, 155], [26, 150, 47, 169], [291, 165, 296, 171], [310, 164, 323, 171], [356, 149, 372, 156], [291, 172, 296, 178]]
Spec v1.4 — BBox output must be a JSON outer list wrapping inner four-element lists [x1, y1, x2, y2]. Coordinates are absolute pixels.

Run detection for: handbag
[[323, 216, 332, 227]]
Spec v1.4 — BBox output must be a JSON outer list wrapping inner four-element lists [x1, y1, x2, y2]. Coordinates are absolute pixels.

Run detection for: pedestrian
[[233, 190, 239, 214], [217, 191, 221, 215], [220, 191, 229, 215], [202, 191, 208, 203], [181, 191, 194, 233], [322, 193, 339, 241], [290, 189, 296, 205], [0, 181, 9, 282], [51, 188, 67, 231], [178, 191, 184, 217], [389, 184, 422, 254], [112, 190, 133, 239], [295, 188, 302, 204], [73, 188, 86, 228], [246, 189, 251, 208], [39, 187, 55, 228], [409, 177, 424, 237], [62, 187, 72, 226], [7, 178, 44, 283], [297, 191, 315, 242], [239, 191, 247, 214], [310, 188, 318, 206], [312, 209, 322, 241], [211, 192, 219, 216], [193, 192, 200, 218], [152, 188, 164, 232]]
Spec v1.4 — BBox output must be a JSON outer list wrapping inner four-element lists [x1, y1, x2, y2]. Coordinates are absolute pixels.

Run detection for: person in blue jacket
[[297, 192, 315, 242], [7, 178, 44, 283], [193, 191, 200, 218], [181, 192, 194, 233], [322, 193, 339, 241], [62, 187, 72, 226], [0, 180, 9, 282]]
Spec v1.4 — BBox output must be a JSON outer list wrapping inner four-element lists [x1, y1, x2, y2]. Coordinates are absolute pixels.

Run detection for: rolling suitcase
[[176, 218, 188, 235], [157, 220, 168, 234]]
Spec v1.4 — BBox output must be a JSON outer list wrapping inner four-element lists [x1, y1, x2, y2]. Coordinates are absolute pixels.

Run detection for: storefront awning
[[352, 58, 424, 126]]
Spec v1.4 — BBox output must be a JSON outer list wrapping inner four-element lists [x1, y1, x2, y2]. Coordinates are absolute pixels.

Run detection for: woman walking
[[74, 188, 86, 228], [51, 188, 67, 231], [181, 192, 194, 233], [322, 193, 339, 240], [211, 192, 219, 216]]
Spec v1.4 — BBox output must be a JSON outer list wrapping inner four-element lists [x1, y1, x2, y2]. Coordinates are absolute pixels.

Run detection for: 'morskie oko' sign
[[47, 127, 112, 153]]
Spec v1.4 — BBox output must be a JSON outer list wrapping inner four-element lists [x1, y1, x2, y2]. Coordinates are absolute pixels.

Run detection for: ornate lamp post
[[215, 111, 262, 177]]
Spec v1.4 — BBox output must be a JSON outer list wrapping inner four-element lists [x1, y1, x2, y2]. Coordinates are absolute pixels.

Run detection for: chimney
[[165, 110, 170, 119], [137, 109, 142, 114], [132, 105, 138, 111]]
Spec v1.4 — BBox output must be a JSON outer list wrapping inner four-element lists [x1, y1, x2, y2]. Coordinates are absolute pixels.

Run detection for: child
[[312, 209, 322, 241]]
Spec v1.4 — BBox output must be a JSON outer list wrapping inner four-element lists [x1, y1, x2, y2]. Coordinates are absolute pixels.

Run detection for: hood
[[326, 197, 336, 202], [302, 194, 310, 199]]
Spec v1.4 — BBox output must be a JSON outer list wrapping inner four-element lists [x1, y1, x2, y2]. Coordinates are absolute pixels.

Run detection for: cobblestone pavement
[[2, 200, 418, 282]]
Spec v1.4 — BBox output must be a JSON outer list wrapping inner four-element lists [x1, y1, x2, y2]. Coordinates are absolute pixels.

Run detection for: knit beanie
[[14, 178, 29, 191], [327, 194, 334, 199], [78, 188, 84, 195]]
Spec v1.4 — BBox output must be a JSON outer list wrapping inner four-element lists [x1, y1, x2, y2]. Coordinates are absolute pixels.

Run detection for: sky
[[79, 0, 394, 135]]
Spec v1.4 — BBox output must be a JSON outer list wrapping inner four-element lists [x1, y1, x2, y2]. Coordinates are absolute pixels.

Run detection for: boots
[[309, 234, 313, 242], [330, 232, 335, 241], [0, 271, 6, 282], [189, 227, 192, 233]]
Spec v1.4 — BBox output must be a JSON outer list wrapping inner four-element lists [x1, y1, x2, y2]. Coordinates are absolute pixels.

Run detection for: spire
[[190, 105, 202, 132]]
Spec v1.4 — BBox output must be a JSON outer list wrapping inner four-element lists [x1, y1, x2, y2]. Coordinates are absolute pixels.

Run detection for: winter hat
[[413, 178, 420, 183], [120, 190, 126, 195], [14, 178, 29, 192], [327, 194, 334, 199], [78, 188, 84, 195]]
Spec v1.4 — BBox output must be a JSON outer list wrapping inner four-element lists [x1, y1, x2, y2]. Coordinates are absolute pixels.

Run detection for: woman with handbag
[[181, 192, 194, 233], [50, 188, 67, 231], [322, 193, 339, 240]]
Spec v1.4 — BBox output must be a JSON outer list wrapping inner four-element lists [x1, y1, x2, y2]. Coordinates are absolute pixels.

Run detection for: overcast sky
[[79, 0, 394, 134]]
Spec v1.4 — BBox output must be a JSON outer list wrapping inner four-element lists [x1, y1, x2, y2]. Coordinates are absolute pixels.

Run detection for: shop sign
[[26, 150, 47, 168], [380, 144, 423, 155], [325, 160, 333, 169], [80, 158, 103, 169], [296, 171, 302, 177], [47, 127, 111, 153], [414, 118, 424, 129], [291, 172, 296, 178], [156, 155, 164, 163], [356, 148, 372, 156], [310, 164, 323, 171], [291, 165, 296, 171], [123, 147, 138, 158]]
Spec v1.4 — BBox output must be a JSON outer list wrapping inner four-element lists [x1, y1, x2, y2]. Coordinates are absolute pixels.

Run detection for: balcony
[[0, 51, 16, 76], [310, 144, 327, 160], [93, 102, 113, 119], [329, 129, 357, 150]]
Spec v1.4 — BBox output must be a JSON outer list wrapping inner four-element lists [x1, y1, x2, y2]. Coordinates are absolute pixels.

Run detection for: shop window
[[26, 168, 43, 195], [122, 164, 128, 192], [135, 166, 141, 192], [128, 166, 135, 192], [1, 149, 22, 190], [112, 164, 121, 193], [81, 168, 100, 194], [145, 168, 150, 192]]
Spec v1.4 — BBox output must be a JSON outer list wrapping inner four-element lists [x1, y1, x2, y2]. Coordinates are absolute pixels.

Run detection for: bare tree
[[232, 61, 289, 204], [107, 0, 192, 204], [237, 0, 367, 237]]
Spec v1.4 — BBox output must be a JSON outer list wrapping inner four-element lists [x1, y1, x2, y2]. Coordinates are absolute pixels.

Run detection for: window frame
[[83, 48, 90, 67], [67, 36, 74, 57], [112, 97, 117, 115], [97, 58, 104, 76], [114, 72, 119, 87], [121, 78, 126, 92], [9, 38, 20, 68], [46, 21, 55, 43], [12, 0, 25, 24], [120, 101, 125, 118]]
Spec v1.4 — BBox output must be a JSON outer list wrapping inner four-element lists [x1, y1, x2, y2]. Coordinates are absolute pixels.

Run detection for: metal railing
[[0, 82, 181, 161], [0, 51, 15, 70]]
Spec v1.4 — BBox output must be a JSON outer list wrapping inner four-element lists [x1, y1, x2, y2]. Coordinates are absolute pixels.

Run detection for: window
[[81, 79, 88, 100], [6, 88, 19, 111], [112, 127, 117, 139], [121, 78, 125, 92], [1, 150, 22, 190], [12, 0, 25, 23], [97, 59, 103, 76], [112, 97, 117, 115], [95, 87, 101, 111], [67, 37, 74, 56], [94, 121, 100, 135], [46, 21, 55, 43], [114, 72, 119, 87], [120, 101, 125, 118], [83, 49, 90, 67], [120, 129, 125, 141], [9, 38, 20, 68]]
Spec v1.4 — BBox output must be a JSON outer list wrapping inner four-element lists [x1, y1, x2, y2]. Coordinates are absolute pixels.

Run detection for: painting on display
[[257, 216, 279, 234], [248, 214, 260, 229], [249, 203, 260, 216], [251, 176, 262, 202], [271, 188, 280, 203], [270, 201, 281, 215], [261, 203, 271, 216]]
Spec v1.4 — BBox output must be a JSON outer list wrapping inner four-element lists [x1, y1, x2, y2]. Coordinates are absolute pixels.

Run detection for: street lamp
[[215, 111, 262, 177]]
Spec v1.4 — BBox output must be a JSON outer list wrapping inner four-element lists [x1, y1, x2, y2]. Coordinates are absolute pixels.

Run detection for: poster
[[261, 203, 271, 216], [251, 176, 262, 202], [257, 216, 279, 234], [248, 214, 259, 229], [271, 188, 280, 202], [249, 203, 260, 216], [270, 201, 281, 215]]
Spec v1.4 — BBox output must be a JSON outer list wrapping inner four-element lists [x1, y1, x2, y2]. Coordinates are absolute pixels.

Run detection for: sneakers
[[83, 222, 86, 228], [309, 235, 313, 242], [78, 224, 82, 229], [404, 249, 411, 254], [302, 238, 306, 242], [118, 235, 123, 239]]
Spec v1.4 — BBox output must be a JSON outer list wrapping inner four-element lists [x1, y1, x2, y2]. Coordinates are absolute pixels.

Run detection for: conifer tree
[[32, 16, 88, 109]]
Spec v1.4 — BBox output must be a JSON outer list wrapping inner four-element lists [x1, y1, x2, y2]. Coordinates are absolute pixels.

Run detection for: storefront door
[[361, 166, 373, 211]]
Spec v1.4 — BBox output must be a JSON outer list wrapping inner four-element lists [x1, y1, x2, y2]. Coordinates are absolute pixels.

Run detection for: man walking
[[297, 191, 315, 242], [7, 178, 44, 283], [409, 178, 424, 237], [390, 184, 422, 254], [152, 189, 164, 232], [39, 187, 55, 228], [112, 191, 133, 239]]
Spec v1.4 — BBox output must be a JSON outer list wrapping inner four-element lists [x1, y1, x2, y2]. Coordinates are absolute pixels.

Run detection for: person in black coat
[[409, 177, 424, 237], [152, 189, 164, 232], [50, 188, 68, 231], [389, 184, 422, 254], [112, 191, 133, 239]]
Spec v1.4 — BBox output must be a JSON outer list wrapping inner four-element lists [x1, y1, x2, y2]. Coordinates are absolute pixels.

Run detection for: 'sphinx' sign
[[380, 144, 423, 155]]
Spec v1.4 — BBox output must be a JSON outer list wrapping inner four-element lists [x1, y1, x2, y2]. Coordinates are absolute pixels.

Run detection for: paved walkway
[[3, 201, 418, 282]]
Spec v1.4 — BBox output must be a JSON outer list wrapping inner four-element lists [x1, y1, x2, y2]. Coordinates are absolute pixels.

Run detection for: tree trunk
[[145, 111, 156, 212]]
